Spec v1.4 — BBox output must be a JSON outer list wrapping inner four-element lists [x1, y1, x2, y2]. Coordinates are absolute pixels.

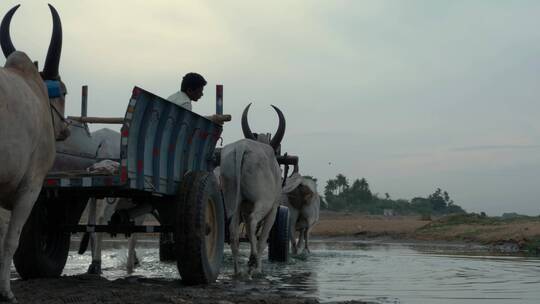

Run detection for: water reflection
[[47, 239, 540, 303]]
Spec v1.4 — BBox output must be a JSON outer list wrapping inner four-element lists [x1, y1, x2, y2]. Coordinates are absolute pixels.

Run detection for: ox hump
[[4, 51, 39, 76]]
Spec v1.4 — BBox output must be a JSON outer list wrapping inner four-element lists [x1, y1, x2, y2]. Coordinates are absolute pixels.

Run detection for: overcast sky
[[2, 0, 540, 215]]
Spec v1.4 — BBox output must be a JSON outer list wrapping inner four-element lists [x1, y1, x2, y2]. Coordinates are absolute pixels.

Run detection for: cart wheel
[[268, 205, 289, 262], [14, 195, 86, 279], [175, 171, 224, 285], [159, 232, 176, 262]]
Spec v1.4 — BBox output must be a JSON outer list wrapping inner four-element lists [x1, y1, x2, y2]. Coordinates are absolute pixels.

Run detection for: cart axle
[[64, 224, 174, 234]]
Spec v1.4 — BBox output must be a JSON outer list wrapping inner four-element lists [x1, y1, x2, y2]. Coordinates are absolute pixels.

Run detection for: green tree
[[428, 188, 447, 213], [325, 179, 337, 197], [335, 174, 349, 194]]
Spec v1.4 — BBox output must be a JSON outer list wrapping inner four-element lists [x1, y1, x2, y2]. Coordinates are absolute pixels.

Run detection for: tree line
[[322, 174, 466, 215]]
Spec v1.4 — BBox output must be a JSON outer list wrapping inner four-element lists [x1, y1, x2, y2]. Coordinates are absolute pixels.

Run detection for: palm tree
[[335, 174, 349, 194], [325, 179, 337, 196]]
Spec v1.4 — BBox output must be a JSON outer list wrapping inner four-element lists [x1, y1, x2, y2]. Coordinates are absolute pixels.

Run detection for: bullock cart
[[11, 86, 284, 285], [14, 87, 292, 284]]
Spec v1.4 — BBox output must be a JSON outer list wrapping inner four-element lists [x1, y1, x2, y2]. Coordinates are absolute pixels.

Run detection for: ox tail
[[232, 144, 247, 217], [233, 145, 247, 218]]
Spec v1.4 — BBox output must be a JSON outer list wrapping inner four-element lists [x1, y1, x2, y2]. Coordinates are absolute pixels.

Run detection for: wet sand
[[11, 274, 322, 304]]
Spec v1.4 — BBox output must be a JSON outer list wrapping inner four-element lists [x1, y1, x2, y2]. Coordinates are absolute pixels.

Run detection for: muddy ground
[[11, 274, 368, 304]]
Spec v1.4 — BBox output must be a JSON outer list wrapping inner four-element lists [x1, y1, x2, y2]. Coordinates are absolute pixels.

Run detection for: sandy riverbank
[[313, 211, 540, 253]]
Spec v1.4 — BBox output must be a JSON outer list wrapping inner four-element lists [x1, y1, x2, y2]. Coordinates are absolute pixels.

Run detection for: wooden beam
[[67, 116, 124, 124]]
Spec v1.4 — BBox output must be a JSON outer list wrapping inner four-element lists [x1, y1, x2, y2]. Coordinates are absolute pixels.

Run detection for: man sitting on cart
[[167, 72, 229, 125]]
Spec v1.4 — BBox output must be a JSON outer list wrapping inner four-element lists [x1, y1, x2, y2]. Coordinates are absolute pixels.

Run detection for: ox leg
[[0, 185, 40, 302], [288, 209, 299, 255], [88, 199, 114, 275], [245, 213, 259, 274], [126, 234, 137, 274], [229, 213, 241, 276], [255, 205, 279, 268], [304, 227, 312, 254], [0, 210, 9, 301], [247, 203, 278, 275], [88, 215, 104, 274], [126, 215, 144, 274], [297, 228, 306, 255]]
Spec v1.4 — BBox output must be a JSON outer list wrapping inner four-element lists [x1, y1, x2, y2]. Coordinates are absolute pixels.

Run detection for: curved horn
[[269, 105, 286, 150], [241, 103, 256, 140], [0, 5, 20, 58], [42, 4, 62, 80]]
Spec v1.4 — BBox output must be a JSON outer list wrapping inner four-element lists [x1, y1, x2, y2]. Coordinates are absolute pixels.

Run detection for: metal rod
[[63, 225, 174, 234], [216, 84, 223, 115], [67, 116, 124, 124], [81, 85, 88, 117]]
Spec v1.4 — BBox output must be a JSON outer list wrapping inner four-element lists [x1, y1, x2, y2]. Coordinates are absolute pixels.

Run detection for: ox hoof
[[247, 255, 257, 268], [0, 291, 17, 303], [232, 271, 250, 280], [87, 260, 102, 275], [250, 271, 265, 279]]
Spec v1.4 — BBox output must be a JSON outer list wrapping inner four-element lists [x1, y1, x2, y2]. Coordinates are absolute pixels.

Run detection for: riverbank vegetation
[[312, 174, 540, 254], [321, 174, 466, 216]]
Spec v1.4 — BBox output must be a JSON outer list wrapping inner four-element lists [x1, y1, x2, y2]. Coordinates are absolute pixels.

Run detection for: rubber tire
[[268, 205, 290, 262], [14, 195, 84, 279], [175, 171, 225, 285], [159, 232, 176, 262]]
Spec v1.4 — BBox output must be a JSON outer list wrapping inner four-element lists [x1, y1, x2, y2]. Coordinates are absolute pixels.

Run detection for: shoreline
[[310, 211, 540, 255]]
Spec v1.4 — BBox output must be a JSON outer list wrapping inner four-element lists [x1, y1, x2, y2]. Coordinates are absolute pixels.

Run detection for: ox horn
[[269, 105, 286, 150], [241, 103, 256, 140], [0, 5, 20, 58], [42, 4, 62, 80]]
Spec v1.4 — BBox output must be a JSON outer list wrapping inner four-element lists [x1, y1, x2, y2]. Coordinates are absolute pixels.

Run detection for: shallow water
[[37, 239, 540, 303]]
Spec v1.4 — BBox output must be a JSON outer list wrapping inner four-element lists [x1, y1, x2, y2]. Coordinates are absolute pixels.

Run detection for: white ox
[[219, 104, 285, 275], [0, 4, 69, 302], [80, 128, 145, 275], [84, 197, 145, 274], [282, 174, 322, 255]]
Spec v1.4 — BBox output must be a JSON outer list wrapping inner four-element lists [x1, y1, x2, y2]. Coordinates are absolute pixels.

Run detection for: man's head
[[181, 72, 207, 101]]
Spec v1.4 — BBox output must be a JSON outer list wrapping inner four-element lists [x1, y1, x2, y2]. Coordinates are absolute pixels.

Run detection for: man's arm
[[204, 114, 232, 125]]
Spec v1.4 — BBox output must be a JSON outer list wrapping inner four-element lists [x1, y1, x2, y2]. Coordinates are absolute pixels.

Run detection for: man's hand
[[205, 114, 232, 125]]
